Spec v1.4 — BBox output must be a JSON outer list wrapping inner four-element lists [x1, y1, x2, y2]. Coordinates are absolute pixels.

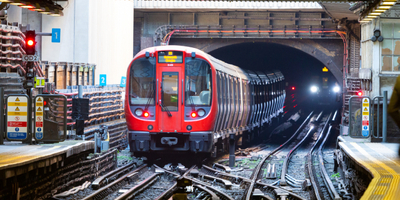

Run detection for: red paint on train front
[[125, 47, 218, 134]]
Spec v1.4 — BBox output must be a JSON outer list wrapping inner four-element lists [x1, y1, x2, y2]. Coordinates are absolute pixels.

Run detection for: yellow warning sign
[[363, 103, 369, 107], [37, 97, 42, 101], [8, 112, 27, 116], [37, 107, 42, 111], [36, 103, 43, 106], [15, 107, 20, 111], [364, 107, 368, 111], [322, 67, 329, 72], [36, 112, 43, 116], [364, 99, 368, 102], [8, 102, 27, 106], [363, 112, 369, 116], [15, 97, 20, 101]]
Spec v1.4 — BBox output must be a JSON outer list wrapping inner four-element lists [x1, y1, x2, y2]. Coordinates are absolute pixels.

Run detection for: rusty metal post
[[0, 87, 4, 145]]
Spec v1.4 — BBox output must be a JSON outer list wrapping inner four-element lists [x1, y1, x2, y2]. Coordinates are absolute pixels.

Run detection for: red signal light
[[27, 40, 34, 46], [143, 111, 149, 117], [191, 112, 197, 118], [357, 91, 363, 96], [44, 101, 47, 106], [291, 87, 295, 90]]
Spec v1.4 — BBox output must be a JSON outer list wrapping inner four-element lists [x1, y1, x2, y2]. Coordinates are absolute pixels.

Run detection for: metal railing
[[370, 91, 388, 142], [349, 91, 388, 142]]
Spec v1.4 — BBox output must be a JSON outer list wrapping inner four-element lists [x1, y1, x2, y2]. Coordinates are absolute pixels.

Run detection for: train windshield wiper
[[144, 80, 155, 111], [160, 84, 172, 117]]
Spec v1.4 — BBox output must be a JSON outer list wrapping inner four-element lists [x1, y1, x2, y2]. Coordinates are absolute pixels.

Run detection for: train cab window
[[185, 58, 212, 106], [162, 72, 179, 111], [129, 57, 156, 105]]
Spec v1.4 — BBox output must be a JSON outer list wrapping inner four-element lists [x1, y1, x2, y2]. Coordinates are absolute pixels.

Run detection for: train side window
[[129, 57, 156, 105], [185, 58, 212, 106]]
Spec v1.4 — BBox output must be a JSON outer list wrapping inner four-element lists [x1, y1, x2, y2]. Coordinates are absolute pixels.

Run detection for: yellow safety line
[[339, 142, 381, 199], [351, 142, 400, 200]]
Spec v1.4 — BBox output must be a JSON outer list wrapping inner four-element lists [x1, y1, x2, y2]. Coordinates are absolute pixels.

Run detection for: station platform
[[338, 136, 400, 199], [0, 140, 94, 180]]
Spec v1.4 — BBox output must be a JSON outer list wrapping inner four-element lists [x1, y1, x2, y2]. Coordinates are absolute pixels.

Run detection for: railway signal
[[25, 30, 36, 55]]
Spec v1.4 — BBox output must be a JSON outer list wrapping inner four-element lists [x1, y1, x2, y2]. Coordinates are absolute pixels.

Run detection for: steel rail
[[245, 111, 314, 200], [318, 125, 342, 200], [306, 113, 332, 200], [115, 173, 159, 200], [82, 164, 147, 200], [201, 164, 251, 183], [256, 181, 306, 200], [194, 184, 219, 200], [280, 125, 315, 186], [91, 161, 137, 189], [154, 182, 177, 200]]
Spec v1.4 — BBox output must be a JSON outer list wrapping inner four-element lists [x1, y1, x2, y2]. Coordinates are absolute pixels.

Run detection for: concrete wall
[[361, 6, 400, 98], [42, 0, 134, 85]]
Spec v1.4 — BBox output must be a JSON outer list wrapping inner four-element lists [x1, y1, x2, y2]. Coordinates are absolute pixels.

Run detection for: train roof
[[136, 45, 284, 83]]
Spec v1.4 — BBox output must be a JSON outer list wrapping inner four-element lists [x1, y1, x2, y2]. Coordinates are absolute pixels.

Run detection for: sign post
[[100, 74, 106, 86], [34, 96, 44, 140], [0, 87, 4, 145], [6, 95, 31, 143], [362, 98, 370, 137]]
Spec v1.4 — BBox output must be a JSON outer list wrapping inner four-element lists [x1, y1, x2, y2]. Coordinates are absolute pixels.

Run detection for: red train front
[[125, 46, 217, 155]]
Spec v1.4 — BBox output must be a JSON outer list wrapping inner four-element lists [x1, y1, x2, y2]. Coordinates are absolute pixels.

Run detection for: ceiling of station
[[1, 0, 65, 16], [319, 2, 360, 20]]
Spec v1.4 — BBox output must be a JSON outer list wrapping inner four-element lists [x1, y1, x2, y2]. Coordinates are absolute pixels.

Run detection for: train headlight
[[191, 112, 197, 118], [135, 108, 143, 117], [333, 86, 340, 93], [310, 86, 318, 93], [197, 109, 206, 117], [143, 111, 150, 118]]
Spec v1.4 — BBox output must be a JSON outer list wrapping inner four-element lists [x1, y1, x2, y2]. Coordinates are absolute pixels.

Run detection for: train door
[[156, 52, 183, 132]]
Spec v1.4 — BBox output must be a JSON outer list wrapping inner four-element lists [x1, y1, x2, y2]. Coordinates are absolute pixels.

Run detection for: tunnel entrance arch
[[169, 38, 344, 86]]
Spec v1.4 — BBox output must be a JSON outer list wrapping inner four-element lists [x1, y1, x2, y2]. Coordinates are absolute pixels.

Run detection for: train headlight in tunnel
[[333, 86, 340, 93], [135, 108, 143, 117], [143, 111, 150, 118], [310, 86, 318, 93], [197, 109, 206, 117], [191, 112, 197, 118]]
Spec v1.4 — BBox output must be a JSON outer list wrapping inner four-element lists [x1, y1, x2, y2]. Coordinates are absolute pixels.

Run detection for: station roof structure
[[0, 0, 65, 16]]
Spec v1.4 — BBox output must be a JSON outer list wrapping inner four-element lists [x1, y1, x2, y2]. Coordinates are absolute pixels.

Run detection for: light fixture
[[310, 86, 318, 93], [333, 86, 340, 93]]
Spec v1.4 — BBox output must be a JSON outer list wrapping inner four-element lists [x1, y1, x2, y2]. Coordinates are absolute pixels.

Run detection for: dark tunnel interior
[[209, 42, 337, 91], [209, 42, 342, 109]]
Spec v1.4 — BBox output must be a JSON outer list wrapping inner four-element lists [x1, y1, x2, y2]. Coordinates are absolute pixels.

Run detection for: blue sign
[[100, 74, 107, 86], [52, 28, 61, 43], [363, 126, 369, 130], [362, 130, 369, 137], [8, 132, 27, 140], [37, 128, 42, 132], [120, 77, 126, 87], [15, 127, 19, 132], [36, 132, 43, 140]]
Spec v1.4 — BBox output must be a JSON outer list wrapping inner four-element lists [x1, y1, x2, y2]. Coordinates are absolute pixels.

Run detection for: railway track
[[307, 112, 342, 200], [51, 109, 344, 200]]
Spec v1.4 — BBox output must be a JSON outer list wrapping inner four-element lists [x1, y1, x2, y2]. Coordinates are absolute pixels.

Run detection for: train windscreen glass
[[129, 57, 156, 105], [185, 58, 212, 106], [158, 51, 183, 63], [162, 72, 179, 111]]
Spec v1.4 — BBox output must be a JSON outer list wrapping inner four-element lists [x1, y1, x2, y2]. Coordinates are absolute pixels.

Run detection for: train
[[125, 45, 285, 156], [309, 75, 341, 105]]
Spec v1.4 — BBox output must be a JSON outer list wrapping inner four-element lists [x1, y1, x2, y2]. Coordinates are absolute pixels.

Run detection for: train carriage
[[125, 45, 285, 156]]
